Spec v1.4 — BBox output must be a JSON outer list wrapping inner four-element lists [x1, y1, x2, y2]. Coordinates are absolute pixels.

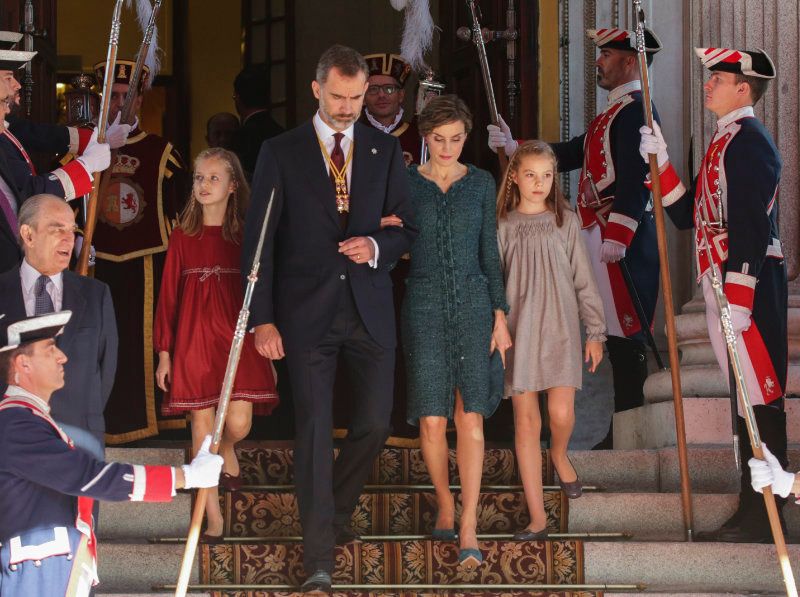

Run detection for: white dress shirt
[[312, 111, 379, 268], [20, 258, 63, 316], [3, 385, 51, 413]]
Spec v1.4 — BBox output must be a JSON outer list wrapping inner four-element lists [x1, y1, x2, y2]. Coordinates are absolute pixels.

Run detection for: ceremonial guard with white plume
[[640, 47, 788, 544], [488, 27, 664, 448]]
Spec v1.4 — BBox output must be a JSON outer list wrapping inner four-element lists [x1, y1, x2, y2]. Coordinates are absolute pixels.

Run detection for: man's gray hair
[[17, 194, 66, 244], [315, 45, 369, 84]]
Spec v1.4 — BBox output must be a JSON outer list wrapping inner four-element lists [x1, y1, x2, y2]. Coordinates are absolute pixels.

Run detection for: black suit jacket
[[232, 110, 285, 180], [243, 120, 418, 352], [0, 267, 118, 443], [0, 149, 23, 274]]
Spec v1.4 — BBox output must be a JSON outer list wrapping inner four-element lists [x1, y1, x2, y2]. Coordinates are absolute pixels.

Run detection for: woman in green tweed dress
[[400, 95, 511, 568]]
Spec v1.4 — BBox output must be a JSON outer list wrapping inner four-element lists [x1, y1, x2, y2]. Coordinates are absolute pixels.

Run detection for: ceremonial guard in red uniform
[[0, 47, 116, 273], [0, 311, 222, 596], [641, 48, 787, 542], [489, 28, 663, 447], [89, 59, 190, 444], [360, 53, 421, 166]]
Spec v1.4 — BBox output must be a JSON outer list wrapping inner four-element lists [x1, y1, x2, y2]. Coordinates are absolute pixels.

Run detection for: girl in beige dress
[[496, 141, 606, 540]]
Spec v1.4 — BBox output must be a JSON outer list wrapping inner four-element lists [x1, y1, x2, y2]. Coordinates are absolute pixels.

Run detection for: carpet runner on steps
[[190, 445, 609, 596]]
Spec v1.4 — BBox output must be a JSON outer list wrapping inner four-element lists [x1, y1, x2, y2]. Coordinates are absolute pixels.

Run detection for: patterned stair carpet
[[197, 445, 600, 597]]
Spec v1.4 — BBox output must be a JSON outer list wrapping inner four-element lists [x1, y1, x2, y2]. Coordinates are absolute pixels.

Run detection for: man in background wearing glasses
[[360, 53, 420, 166]]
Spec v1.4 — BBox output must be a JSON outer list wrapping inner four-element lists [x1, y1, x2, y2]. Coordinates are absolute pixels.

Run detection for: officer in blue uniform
[[488, 27, 663, 448], [0, 311, 223, 595], [641, 47, 787, 542]]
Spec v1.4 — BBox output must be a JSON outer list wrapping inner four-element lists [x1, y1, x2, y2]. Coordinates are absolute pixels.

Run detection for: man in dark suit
[[243, 45, 417, 594], [231, 65, 284, 180], [0, 194, 117, 460]]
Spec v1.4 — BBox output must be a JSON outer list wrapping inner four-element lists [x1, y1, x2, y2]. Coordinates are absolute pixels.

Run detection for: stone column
[[616, 0, 800, 449]]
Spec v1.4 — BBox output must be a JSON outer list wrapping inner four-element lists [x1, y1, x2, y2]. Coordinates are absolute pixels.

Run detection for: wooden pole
[[174, 191, 276, 597], [631, 1, 694, 540], [75, 0, 125, 276]]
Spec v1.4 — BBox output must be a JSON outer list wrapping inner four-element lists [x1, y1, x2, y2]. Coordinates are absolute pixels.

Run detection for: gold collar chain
[[316, 132, 354, 213]]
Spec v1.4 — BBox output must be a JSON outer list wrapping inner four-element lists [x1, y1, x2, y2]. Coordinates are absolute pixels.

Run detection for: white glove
[[599, 239, 626, 263], [181, 435, 223, 489], [730, 306, 752, 334], [487, 115, 518, 155], [77, 127, 111, 174], [639, 122, 669, 168], [72, 236, 96, 267], [105, 112, 132, 150], [749, 444, 795, 498]]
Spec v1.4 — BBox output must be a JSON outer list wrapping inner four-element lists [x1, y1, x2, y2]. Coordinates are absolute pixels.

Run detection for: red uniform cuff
[[605, 212, 638, 247], [51, 160, 93, 200], [70, 127, 93, 155], [645, 163, 686, 207], [724, 272, 756, 311], [129, 465, 175, 502]]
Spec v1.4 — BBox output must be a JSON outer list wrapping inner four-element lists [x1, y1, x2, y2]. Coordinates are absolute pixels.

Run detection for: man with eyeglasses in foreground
[[359, 53, 421, 166]]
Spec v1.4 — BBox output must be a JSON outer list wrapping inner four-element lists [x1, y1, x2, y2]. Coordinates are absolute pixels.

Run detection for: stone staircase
[[94, 444, 800, 596]]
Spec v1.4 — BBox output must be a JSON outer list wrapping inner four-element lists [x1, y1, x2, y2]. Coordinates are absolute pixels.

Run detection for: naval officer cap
[[0, 31, 23, 51], [0, 312, 72, 353], [695, 47, 776, 79]]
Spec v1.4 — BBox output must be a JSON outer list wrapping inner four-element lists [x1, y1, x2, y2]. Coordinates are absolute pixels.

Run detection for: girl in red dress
[[154, 148, 278, 538]]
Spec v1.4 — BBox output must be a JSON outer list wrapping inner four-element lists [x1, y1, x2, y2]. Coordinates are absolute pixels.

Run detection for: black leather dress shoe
[[334, 525, 362, 545], [695, 524, 772, 543], [300, 569, 332, 594]]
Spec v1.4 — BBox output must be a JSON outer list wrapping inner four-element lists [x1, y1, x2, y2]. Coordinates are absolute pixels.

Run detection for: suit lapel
[[0, 267, 27, 320], [301, 121, 341, 228], [59, 272, 86, 354]]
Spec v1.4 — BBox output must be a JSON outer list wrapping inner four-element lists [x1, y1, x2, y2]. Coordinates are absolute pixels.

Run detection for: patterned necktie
[[34, 274, 55, 315], [0, 187, 17, 234], [330, 132, 348, 227]]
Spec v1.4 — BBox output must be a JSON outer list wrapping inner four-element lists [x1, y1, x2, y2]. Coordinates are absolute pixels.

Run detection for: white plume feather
[[124, 0, 161, 88], [390, 0, 409, 10], [399, 0, 436, 73]]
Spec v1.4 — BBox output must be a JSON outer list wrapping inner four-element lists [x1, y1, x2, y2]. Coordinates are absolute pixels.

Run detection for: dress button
[[67, 553, 73, 561], [340, 274, 346, 280], [9, 564, 17, 572], [33, 560, 41, 567], [460, 356, 465, 360]]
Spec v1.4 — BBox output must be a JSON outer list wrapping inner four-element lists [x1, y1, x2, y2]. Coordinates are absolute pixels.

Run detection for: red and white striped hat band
[[695, 47, 776, 79], [587, 28, 662, 53]]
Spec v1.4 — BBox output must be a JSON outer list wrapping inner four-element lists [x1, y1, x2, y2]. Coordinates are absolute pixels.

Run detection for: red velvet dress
[[154, 226, 278, 414]]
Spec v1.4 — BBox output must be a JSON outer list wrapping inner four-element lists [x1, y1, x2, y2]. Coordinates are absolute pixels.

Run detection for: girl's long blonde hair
[[179, 148, 249, 243], [496, 140, 571, 227]]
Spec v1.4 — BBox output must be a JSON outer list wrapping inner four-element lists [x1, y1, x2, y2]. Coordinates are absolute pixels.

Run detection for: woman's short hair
[[418, 95, 473, 137]]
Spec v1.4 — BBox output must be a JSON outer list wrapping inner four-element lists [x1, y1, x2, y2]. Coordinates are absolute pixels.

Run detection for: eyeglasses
[[366, 84, 399, 96]]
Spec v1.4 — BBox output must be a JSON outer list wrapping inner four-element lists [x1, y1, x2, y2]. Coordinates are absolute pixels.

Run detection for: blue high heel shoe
[[458, 547, 483, 568], [432, 527, 458, 541]]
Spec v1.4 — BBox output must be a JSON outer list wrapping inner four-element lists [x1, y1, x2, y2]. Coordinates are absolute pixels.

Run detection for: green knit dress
[[401, 164, 508, 424]]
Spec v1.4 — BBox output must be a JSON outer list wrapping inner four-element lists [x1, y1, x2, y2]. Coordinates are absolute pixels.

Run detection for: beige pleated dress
[[498, 208, 607, 394]]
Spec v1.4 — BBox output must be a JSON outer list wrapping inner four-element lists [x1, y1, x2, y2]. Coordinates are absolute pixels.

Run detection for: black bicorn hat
[[587, 27, 662, 54], [0, 312, 71, 353], [695, 47, 776, 79], [0, 48, 37, 71], [0, 31, 23, 51], [363, 53, 412, 86]]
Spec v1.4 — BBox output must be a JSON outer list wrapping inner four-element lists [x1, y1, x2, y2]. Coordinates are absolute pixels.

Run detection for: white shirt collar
[[607, 80, 642, 105], [3, 385, 51, 413], [313, 111, 355, 142], [716, 106, 755, 131], [20, 258, 63, 296]]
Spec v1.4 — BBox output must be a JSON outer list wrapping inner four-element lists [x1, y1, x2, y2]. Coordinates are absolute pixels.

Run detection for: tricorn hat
[[363, 53, 412, 86], [695, 47, 775, 79], [0, 48, 37, 71], [0, 312, 71, 353], [0, 31, 23, 51], [93, 59, 150, 92], [587, 27, 662, 54]]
